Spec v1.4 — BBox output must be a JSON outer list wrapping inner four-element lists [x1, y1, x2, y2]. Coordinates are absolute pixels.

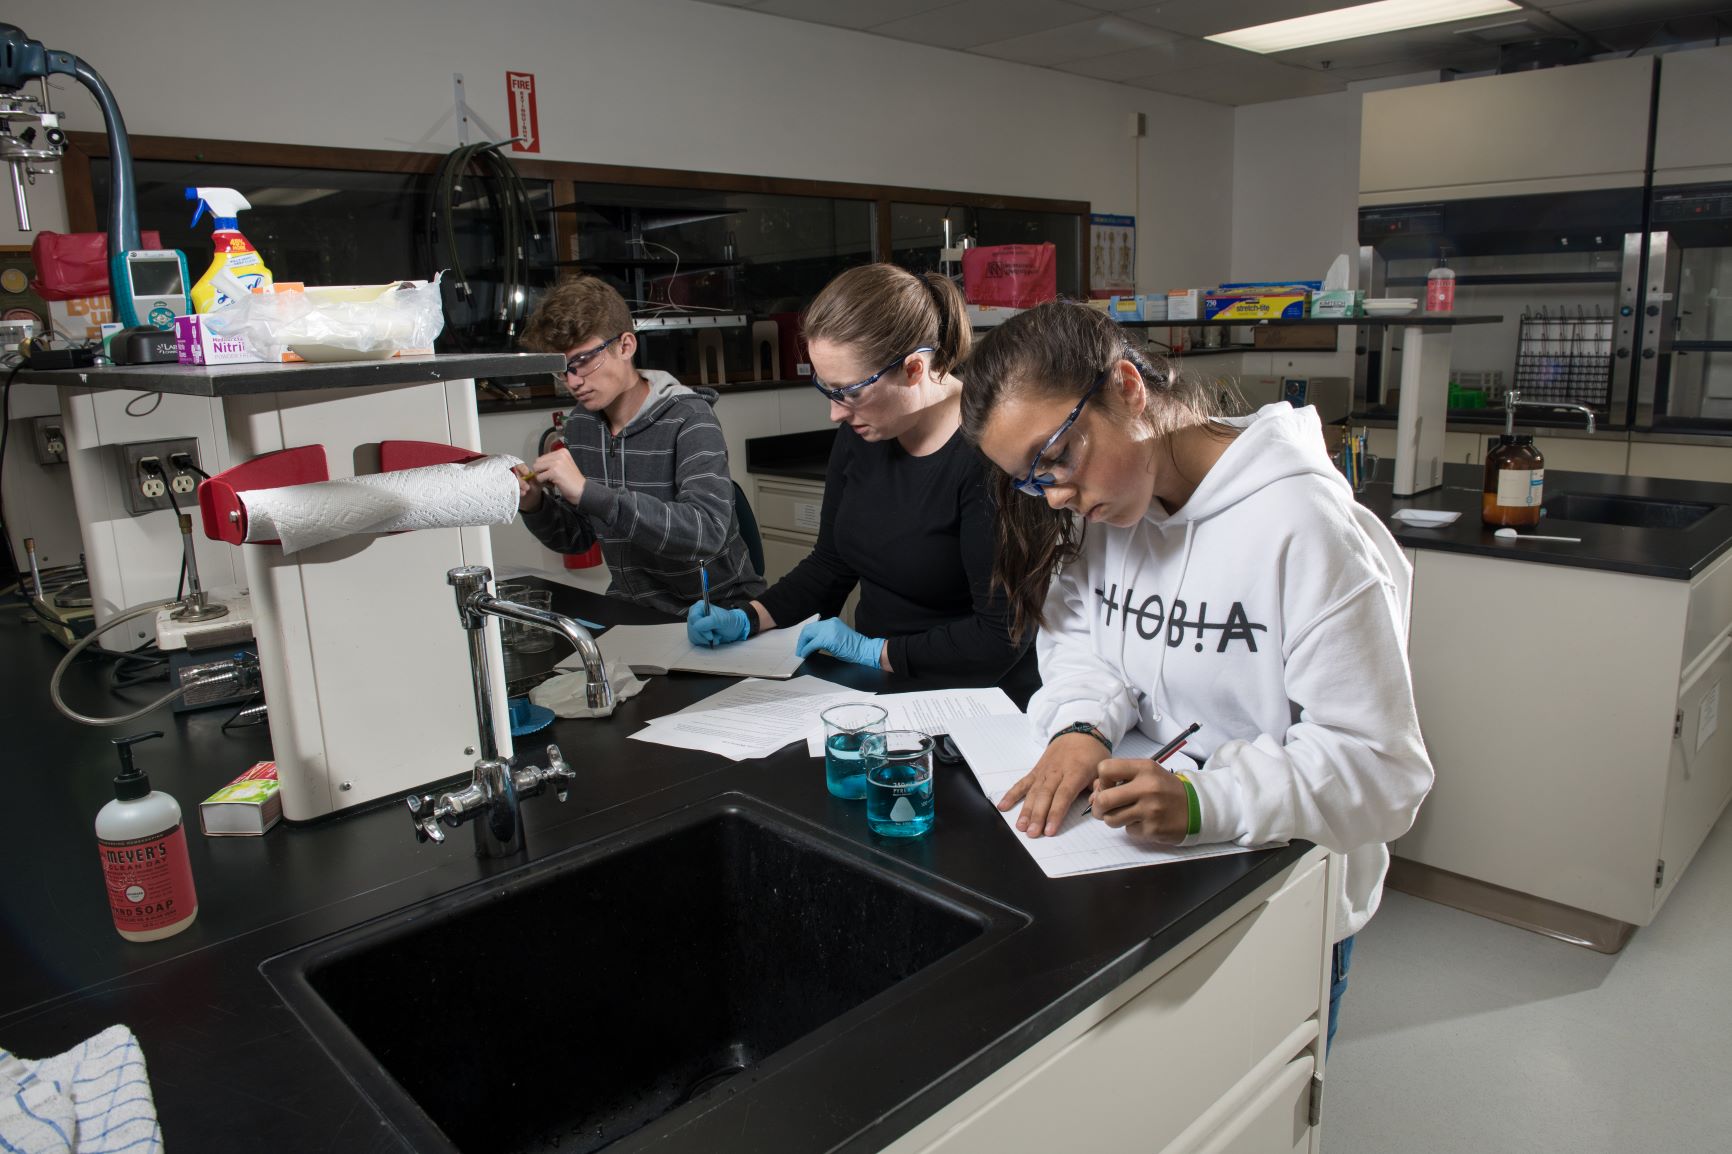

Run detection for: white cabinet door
[[1626, 440, 1732, 483], [1360, 56, 1654, 203], [1654, 43, 1732, 185]]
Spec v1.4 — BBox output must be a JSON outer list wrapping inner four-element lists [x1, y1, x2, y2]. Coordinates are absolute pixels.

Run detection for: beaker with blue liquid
[[820, 703, 886, 800], [864, 729, 936, 838]]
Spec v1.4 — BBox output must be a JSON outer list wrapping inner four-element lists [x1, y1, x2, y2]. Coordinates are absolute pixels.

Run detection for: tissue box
[[175, 313, 266, 365], [199, 761, 282, 836], [1313, 290, 1361, 319], [1166, 289, 1201, 321]]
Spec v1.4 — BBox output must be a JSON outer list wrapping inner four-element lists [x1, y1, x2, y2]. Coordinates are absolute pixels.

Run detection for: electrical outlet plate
[[119, 439, 202, 517], [31, 416, 66, 465]]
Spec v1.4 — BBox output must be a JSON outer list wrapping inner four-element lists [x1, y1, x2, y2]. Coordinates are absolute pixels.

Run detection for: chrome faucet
[[1502, 389, 1597, 435], [406, 566, 613, 858]]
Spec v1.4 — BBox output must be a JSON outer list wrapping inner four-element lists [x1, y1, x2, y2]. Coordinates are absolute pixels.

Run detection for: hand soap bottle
[[1482, 398, 1545, 528], [95, 731, 199, 942]]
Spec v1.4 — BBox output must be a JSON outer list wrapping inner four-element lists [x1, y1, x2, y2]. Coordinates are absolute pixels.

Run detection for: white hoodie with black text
[[1029, 402, 1434, 940]]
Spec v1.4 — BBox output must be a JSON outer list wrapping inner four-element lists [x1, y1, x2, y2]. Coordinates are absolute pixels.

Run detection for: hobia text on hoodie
[[1094, 584, 1268, 653]]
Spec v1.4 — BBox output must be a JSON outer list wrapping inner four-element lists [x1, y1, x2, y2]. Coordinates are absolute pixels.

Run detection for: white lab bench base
[[221, 378, 513, 822], [882, 848, 1335, 1154], [1396, 546, 1732, 940], [1391, 326, 1453, 498]]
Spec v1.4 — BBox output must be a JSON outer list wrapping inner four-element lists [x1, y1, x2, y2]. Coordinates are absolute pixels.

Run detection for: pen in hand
[[699, 564, 713, 646], [1081, 721, 1201, 818]]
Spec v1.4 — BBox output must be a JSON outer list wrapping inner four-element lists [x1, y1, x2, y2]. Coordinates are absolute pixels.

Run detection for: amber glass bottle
[[1482, 434, 1544, 527]]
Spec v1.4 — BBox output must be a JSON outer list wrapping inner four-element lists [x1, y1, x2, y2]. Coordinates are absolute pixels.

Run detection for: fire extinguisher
[[540, 412, 603, 570]]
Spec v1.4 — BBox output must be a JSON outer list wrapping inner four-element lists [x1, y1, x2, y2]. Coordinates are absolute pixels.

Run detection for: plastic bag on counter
[[204, 274, 446, 362]]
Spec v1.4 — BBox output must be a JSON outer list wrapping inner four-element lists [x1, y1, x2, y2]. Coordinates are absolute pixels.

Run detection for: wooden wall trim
[[66, 132, 1090, 217]]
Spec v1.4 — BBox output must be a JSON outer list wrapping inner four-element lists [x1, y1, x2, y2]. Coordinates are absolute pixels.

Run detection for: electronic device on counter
[[110, 326, 182, 365], [115, 249, 191, 330]]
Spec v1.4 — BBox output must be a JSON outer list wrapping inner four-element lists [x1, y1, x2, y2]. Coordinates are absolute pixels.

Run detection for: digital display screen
[[128, 256, 184, 298]]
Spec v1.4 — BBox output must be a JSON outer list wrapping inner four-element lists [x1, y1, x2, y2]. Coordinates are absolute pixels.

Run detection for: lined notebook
[[946, 715, 1266, 878]]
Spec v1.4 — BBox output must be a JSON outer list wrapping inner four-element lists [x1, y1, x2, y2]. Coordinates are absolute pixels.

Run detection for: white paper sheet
[[573, 616, 815, 680], [946, 715, 1265, 878], [801, 687, 1022, 756], [630, 675, 868, 761]]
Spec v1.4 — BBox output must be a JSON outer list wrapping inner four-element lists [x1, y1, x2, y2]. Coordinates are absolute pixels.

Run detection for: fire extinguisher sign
[[508, 72, 540, 153]]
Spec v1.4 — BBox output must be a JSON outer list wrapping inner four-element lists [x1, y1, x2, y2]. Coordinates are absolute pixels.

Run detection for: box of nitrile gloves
[[175, 313, 265, 365], [199, 761, 282, 836]]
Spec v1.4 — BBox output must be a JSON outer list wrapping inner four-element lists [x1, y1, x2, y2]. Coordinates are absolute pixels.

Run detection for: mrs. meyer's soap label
[[99, 826, 197, 933]]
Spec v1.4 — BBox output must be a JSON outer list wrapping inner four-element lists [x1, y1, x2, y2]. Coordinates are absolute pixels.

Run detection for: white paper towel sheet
[[241, 454, 523, 553]]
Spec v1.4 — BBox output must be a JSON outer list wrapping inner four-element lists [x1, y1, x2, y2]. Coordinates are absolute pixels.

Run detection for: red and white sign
[[507, 72, 539, 153]]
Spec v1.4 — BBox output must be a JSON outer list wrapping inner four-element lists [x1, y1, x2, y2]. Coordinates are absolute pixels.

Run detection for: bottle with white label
[[95, 731, 199, 942], [1482, 433, 1545, 528]]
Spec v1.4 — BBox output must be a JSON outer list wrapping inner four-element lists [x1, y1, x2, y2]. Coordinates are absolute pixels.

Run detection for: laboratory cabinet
[[1359, 55, 1655, 203], [1396, 546, 1732, 940], [754, 473, 860, 626], [881, 848, 1334, 1154]]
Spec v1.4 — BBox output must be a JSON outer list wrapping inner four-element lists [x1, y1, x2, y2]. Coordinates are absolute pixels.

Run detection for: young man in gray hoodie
[[517, 277, 765, 615]]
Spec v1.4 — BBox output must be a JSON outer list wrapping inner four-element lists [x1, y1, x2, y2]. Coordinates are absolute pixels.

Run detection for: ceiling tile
[[1120, 0, 1360, 38], [745, 0, 957, 31], [974, 15, 1175, 64], [1124, 56, 1346, 104], [1536, 0, 1732, 31], [1266, 24, 1497, 70], [867, 0, 1100, 49], [1070, 0, 1159, 10], [1055, 35, 1248, 79]]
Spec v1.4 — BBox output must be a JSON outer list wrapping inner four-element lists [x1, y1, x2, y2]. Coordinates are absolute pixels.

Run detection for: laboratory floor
[[1326, 814, 1732, 1153]]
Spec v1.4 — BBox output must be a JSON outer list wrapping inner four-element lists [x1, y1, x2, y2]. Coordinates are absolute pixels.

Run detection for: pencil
[[1081, 721, 1201, 817]]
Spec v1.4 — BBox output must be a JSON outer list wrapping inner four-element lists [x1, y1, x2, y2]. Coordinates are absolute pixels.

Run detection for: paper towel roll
[[241, 455, 524, 554]]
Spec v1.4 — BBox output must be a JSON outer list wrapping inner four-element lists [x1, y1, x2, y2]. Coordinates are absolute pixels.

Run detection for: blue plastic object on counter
[[508, 696, 554, 737]]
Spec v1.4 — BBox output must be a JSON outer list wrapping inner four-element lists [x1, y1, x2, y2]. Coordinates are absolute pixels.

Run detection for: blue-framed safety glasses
[[1014, 367, 1109, 497], [810, 347, 934, 404]]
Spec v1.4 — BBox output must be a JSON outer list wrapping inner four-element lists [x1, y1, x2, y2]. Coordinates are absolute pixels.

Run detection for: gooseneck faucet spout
[[405, 566, 611, 858]]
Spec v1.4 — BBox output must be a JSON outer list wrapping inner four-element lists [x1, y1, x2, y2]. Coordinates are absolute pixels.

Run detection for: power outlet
[[32, 417, 66, 464], [119, 439, 202, 516]]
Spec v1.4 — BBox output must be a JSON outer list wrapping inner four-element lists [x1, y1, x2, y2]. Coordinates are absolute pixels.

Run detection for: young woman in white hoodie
[[961, 301, 1433, 1047]]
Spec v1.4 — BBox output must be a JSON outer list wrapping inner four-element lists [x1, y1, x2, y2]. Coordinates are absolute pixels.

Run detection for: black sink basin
[[1544, 492, 1717, 530], [263, 798, 1016, 1154]]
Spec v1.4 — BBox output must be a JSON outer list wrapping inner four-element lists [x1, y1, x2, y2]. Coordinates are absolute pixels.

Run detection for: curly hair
[[521, 276, 635, 354]]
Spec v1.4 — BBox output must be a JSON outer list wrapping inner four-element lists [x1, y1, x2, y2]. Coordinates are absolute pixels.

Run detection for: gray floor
[[1326, 813, 1732, 1153]]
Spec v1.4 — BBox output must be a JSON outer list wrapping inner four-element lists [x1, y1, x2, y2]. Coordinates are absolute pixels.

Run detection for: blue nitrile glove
[[686, 601, 751, 648], [795, 617, 886, 669]]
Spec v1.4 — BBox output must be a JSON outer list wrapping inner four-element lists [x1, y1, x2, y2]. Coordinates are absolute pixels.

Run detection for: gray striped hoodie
[[520, 370, 765, 615]]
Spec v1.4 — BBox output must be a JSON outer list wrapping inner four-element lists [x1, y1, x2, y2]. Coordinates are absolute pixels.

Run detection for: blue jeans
[[1327, 935, 1355, 1054]]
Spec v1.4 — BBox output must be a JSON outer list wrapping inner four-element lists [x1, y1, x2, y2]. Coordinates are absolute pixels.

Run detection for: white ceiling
[[698, 0, 1732, 104]]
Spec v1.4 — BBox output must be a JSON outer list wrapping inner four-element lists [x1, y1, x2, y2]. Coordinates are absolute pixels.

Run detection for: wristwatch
[[1048, 721, 1112, 753]]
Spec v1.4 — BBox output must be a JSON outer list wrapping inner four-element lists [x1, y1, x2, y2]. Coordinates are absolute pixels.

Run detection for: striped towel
[[0, 1026, 162, 1153]]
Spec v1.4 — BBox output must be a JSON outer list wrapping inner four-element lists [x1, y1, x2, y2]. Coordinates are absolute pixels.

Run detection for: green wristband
[[1175, 773, 1201, 838]]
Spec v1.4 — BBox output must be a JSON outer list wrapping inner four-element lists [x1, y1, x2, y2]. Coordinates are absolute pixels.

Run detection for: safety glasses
[[563, 333, 626, 376], [1014, 368, 1109, 497], [810, 347, 934, 404]]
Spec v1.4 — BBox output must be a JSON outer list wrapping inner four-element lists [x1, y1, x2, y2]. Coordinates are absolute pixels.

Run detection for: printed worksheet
[[946, 715, 1269, 878], [801, 687, 1022, 756]]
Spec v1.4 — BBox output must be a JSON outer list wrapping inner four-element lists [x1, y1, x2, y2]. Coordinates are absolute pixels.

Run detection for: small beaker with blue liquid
[[820, 703, 887, 800], [864, 729, 936, 838]]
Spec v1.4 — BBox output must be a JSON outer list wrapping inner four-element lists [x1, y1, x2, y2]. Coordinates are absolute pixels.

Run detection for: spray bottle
[[94, 731, 199, 942], [186, 187, 273, 313]]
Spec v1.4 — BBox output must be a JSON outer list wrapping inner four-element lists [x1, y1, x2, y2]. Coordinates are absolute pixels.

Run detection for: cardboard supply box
[[1203, 280, 1321, 322], [175, 313, 266, 365], [1166, 289, 1201, 321]]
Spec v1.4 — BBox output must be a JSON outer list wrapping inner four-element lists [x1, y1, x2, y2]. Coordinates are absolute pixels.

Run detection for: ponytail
[[804, 263, 969, 379]]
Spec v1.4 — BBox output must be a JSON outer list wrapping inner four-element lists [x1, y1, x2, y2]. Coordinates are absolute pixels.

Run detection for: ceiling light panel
[[1207, 0, 1521, 54]]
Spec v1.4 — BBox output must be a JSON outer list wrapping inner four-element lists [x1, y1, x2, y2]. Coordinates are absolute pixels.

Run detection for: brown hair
[[802, 263, 971, 378], [960, 301, 1237, 642], [521, 276, 635, 354]]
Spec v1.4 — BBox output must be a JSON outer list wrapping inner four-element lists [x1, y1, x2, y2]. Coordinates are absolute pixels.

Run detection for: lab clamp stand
[[406, 567, 613, 858]]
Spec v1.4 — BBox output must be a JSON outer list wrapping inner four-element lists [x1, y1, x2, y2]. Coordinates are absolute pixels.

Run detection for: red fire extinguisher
[[540, 412, 603, 569]]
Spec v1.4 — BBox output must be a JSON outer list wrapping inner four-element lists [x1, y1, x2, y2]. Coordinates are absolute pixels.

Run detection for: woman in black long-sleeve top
[[686, 263, 1028, 681]]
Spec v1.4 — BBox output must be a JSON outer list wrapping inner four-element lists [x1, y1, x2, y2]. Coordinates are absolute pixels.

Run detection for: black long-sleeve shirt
[[757, 425, 1028, 680]]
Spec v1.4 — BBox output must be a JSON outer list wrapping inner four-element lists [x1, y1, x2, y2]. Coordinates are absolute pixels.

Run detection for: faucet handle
[[544, 744, 574, 802], [406, 792, 449, 843]]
